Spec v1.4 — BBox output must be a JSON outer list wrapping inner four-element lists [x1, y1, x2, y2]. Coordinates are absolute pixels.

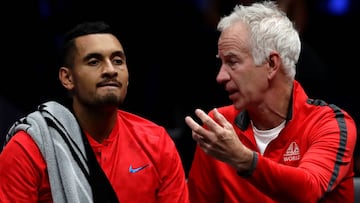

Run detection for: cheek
[[234, 70, 267, 92], [119, 73, 129, 86], [121, 87, 128, 98], [252, 74, 269, 96], [231, 69, 252, 86], [73, 75, 94, 93]]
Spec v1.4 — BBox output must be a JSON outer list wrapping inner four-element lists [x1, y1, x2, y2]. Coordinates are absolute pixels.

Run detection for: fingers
[[185, 115, 204, 141], [185, 108, 225, 133], [185, 109, 212, 134], [184, 116, 201, 131], [194, 109, 223, 132], [213, 108, 232, 129], [185, 108, 232, 141]]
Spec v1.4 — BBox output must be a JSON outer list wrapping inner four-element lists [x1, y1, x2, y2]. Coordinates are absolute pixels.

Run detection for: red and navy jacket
[[187, 80, 357, 203]]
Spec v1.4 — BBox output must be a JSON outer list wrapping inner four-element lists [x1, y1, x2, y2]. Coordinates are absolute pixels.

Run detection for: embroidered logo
[[129, 164, 149, 174], [283, 141, 300, 162]]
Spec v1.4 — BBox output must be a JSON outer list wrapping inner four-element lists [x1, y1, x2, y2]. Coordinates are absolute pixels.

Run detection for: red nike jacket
[[0, 110, 189, 203]]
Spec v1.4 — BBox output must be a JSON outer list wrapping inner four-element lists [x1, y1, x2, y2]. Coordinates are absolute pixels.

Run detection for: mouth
[[227, 89, 238, 100], [226, 88, 237, 95], [97, 80, 121, 88]]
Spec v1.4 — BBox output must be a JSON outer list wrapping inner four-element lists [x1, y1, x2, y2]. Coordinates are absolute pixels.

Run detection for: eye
[[225, 58, 238, 69], [113, 58, 124, 65], [221, 54, 239, 69], [88, 59, 100, 66], [228, 60, 237, 66]]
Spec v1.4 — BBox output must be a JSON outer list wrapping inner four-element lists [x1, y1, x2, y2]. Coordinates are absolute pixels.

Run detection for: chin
[[96, 94, 121, 105], [233, 101, 244, 110]]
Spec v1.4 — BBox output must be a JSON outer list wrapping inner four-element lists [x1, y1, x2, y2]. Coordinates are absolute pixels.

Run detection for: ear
[[59, 67, 74, 90], [267, 52, 281, 79]]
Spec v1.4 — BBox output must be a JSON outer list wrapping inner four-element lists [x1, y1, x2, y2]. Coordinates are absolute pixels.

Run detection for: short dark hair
[[64, 21, 113, 42], [62, 21, 114, 68]]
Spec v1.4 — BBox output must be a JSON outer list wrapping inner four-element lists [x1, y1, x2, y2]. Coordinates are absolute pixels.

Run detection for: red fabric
[[187, 81, 357, 203], [0, 110, 189, 203]]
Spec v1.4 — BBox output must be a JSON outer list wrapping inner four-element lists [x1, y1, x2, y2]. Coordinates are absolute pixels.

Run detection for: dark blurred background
[[1, 0, 359, 176]]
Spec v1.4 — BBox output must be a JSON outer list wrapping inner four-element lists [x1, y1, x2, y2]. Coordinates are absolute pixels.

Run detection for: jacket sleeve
[[246, 111, 357, 202], [0, 131, 50, 202], [156, 128, 190, 203], [187, 145, 224, 203]]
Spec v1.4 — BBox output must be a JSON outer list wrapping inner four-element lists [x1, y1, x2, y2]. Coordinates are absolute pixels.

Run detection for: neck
[[249, 81, 292, 130], [73, 102, 118, 143]]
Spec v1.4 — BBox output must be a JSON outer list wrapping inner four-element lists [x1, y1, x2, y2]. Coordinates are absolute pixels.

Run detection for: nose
[[102, 60, 118, 76], [102, 59, 116, 71], [216, 65, 230, 84]]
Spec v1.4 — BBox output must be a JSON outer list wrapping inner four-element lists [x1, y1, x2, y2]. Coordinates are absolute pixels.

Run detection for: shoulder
[[115, 110, 178, 157], [116, 110, 164, 129], [2, 130, 38, 152], [211, 105, 240, 119], [216, 105, 238, 113], [1, 130, 45, 169], [116, 110, 170, 141]]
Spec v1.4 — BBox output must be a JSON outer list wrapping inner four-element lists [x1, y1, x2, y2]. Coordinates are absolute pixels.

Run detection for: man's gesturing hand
[[185, 108, 254, 172]]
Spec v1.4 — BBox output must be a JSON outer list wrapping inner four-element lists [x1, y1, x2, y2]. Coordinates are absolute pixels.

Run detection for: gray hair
[[217, 1, 301, 79]]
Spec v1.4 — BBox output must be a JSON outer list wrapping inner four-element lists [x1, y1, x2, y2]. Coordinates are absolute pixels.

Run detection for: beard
[[96, 94, 122, 106], [78, 92, 125, 108]]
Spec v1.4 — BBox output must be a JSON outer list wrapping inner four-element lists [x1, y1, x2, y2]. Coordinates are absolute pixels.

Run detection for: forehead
[[75, 33, 124, 54], [218, 22, 250, 55]]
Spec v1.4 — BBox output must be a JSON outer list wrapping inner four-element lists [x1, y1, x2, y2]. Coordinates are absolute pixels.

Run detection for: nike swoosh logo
[[129, 164, 149, 173]]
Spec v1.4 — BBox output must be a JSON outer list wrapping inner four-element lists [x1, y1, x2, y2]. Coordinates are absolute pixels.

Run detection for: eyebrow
[[112, 50, 126, 59], [83, 50, 126, 62]]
